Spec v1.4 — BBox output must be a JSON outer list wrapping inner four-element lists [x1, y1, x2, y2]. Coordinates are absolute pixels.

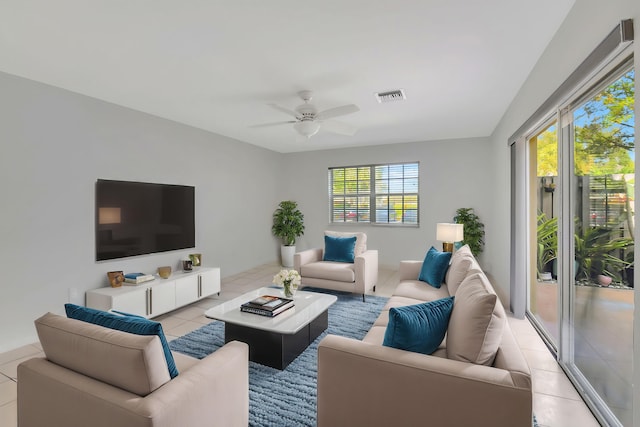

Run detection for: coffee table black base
[[225, 310, 329, 370]]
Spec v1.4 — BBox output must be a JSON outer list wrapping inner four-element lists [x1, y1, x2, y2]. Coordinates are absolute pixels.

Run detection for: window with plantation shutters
[[329, 162, 419, 225]]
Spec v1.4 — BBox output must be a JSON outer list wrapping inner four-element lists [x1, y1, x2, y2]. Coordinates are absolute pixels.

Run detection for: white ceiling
[[0, 0, 575, 153]]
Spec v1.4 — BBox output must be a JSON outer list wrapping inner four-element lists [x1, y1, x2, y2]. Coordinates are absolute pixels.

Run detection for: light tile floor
[[0, 263, 601, 426]]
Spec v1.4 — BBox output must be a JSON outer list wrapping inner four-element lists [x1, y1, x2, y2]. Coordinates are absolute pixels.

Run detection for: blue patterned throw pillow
[[383, 297, 455, 355], [64, 303, 178, 378], [323, 235, 357, 263], [418, 246, 452, 288]]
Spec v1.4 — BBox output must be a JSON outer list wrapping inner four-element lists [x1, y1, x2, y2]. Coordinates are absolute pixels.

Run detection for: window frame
[[328, 162, 419, 226]]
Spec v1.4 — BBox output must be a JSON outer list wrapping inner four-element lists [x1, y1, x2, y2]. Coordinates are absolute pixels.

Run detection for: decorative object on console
[[272, 200, 305, 268], [273, 269, 301, 298], [124, 273, 155, 285], [188, 253, 201, 268], [157, 266, 172, 279], [182, 259, 193, 271], [107, 271, 124, 288], [436, 222, 464, 253]]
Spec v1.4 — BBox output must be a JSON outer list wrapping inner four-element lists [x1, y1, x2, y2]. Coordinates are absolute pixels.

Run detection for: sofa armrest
[[399, 260, 422, 281], [142, 340, 249, 427], [355, 250, 378, 294], [294, 248, 323, 271], [317, 335, 532, 427], [18, 341, 249, 427]]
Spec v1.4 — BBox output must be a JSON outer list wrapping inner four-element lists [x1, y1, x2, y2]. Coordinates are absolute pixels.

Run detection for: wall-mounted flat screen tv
[[96, 179, 195, 261]]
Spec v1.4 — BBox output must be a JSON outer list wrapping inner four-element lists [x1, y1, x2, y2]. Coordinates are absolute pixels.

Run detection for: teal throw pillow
[[418, 246, 452, 288], [64, 303, 178, 379], [383, 297, 454, 355], [323, 235, 357, 263]]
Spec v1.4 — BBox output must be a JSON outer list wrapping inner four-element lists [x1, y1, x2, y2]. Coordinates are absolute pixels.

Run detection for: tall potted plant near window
[[454, 207, 485, 256], [272, 200, 305, 267]]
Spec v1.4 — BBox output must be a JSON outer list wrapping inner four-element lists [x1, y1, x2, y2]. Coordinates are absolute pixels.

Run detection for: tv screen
[[96, 179, 195, 261]]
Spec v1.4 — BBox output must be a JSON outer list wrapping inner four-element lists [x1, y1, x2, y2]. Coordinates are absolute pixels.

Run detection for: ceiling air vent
[[375, 89, 406, 103]]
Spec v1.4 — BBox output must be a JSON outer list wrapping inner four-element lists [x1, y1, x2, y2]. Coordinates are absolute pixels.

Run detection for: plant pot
[[281, 245, 296, 268], [597, 274, 612, 286], [539, 272, 552, 281]]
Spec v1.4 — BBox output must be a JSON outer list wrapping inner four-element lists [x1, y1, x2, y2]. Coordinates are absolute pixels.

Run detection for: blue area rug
[[169, 288, 388, 426]]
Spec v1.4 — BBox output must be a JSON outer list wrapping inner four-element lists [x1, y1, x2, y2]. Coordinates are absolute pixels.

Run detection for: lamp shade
[[436, 223, 463, 242]]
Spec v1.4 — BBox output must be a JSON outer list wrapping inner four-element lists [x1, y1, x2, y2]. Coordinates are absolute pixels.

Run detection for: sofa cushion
[[301, 261, 356, 282], [393, 281, 451, 302], [445, 245, 482, 296], [325, 230, 367, 256], [323, 235, 357, 263], [65, 303, 178, 378], [418, 247, 451, 288], [383, 297, 454, 355], [35, 312, 171, 396], [446, 273, 506, 365]]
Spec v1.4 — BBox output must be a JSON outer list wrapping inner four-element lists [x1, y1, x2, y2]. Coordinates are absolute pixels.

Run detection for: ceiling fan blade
[[316, 104, 359, 120], [249, 120, 297, 128], [321, 120, 358, 136], [267, 103, 299, 118]]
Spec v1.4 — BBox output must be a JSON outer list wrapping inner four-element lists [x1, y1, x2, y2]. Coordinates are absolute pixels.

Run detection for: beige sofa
[[17, 313, 249, 427], [317, 246, 533, 427], [295, 231, 378, 301]]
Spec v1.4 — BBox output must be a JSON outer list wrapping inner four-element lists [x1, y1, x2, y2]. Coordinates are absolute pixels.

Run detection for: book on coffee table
[[240, 295, 294, 317]]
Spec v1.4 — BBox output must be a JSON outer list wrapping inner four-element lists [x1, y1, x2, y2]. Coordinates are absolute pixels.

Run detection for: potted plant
[[574, 224, 632, 285], [537, 212, 557, 281], [272, 200, 305, 267], [454, 207, 485, 256]]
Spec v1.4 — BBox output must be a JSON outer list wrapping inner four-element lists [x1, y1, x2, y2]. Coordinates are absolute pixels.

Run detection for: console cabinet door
[[149, 280, 175, 316], [175, 275, 199, 307], [111, 287, 149, 317], [198, 268, 220, 297]]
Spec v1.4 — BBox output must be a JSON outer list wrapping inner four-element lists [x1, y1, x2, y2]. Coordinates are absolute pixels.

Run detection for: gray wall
[[0, 71, 282, 351], [282, 138, 493, 270]]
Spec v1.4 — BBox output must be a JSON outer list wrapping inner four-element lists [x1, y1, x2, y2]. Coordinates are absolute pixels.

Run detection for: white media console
[[86, 267, 220, 319]]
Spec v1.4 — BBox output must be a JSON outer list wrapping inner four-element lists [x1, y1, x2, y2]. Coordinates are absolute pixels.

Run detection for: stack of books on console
[[240, 295, 294, 317], [123, 273, 155, 285]]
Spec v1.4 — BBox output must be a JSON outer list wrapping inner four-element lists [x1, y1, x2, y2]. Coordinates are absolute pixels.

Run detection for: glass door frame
[[525, 115, 562, 354]]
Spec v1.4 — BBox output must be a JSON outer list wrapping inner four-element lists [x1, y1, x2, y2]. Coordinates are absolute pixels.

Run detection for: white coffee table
[[204, 287, 337, 369]]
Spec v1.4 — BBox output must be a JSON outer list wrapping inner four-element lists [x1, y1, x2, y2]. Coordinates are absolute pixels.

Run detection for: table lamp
[[436, 223, 464, 252]]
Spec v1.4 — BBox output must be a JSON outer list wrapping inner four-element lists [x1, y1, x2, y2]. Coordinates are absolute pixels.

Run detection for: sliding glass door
[[525, 61, 634, 426], [567, 66, 635, 426]]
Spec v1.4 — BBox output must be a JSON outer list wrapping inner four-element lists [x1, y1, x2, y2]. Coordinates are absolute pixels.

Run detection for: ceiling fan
[[252, 90, 360, 138]]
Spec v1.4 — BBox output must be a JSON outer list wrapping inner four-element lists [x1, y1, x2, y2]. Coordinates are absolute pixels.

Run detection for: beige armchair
[[17, 313, 249, 427], [294, 231, 378, 301]]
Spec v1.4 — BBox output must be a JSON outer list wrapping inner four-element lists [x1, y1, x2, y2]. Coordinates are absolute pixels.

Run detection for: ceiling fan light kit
[[293, 121, 321, 138], [253, 90, 360, 139]]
